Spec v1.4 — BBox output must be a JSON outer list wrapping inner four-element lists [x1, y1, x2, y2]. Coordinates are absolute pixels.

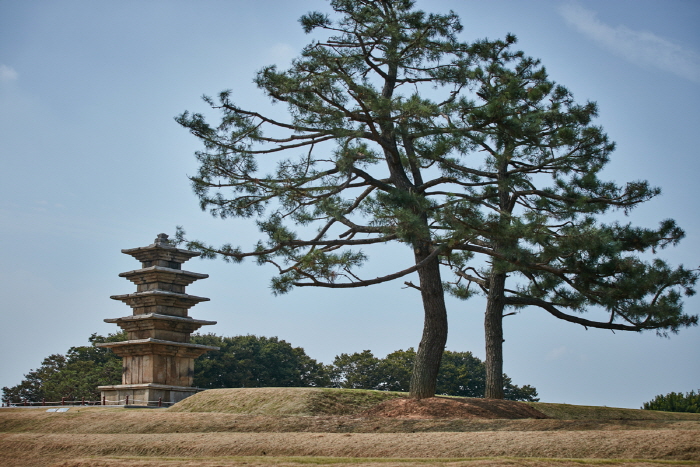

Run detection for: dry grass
[[1, 431, 699, 466], [45, 456, 700, 467], [168, 388, 405, 415], [168, 388, 700, 421], [1, 388, 699, 467], [527, 403, 700, 421], [0, 407, 697, 434]]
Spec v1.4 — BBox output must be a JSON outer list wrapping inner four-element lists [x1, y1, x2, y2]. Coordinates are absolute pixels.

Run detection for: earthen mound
[[362, 396, 550, 419]]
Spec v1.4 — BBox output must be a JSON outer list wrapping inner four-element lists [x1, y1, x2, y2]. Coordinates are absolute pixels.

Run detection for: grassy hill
[[169, 387, 700, 421], [167, 387, 404, 416]]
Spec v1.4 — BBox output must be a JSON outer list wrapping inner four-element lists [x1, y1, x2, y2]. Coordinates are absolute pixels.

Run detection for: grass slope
[[167, 388, 404, 416], [169, 387, 700, 421], [526, 402, 700, 421]]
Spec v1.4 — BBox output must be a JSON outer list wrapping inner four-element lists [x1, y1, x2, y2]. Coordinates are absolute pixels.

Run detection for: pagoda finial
[[154, 233, 172, 247]]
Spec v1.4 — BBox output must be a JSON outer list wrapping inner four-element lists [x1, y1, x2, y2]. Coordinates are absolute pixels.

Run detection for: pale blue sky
[[1, 0, 699, 408]]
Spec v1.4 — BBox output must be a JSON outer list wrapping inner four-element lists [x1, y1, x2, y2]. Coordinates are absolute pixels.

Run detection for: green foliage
[[191, 334, 330, 389], [642, 390, 700, 413], [438, 36, 698, 335], [329, 350, 382, 390], [330, 348, 538, 401], [1, 332, 126, 403]]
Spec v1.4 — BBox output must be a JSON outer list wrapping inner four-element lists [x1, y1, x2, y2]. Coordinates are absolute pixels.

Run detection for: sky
[[1, 0, 699, 409]]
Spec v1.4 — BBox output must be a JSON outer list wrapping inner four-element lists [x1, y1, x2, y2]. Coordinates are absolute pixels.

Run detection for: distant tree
[[642, 390, 700, 413], [2, 332, 329, 403], [376, 348, 414, 392], [1, 332, 125, 403], [435, 349, 485, 398], [330, 348, 538, 401], [438, 35, 699, 399], [330, 350, 383, 389], [191, 334, 330, 389]]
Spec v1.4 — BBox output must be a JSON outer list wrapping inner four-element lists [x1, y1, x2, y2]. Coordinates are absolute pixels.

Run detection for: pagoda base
[[98, 383, 200, 406]]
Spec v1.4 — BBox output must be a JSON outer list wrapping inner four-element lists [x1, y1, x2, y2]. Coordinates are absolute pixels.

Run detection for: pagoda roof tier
[[96, 338, 219, 358], [122, 233, 201, 265], [119, 266, 208, 287], [111, 290, 210, 306], [105, 314, 216, 342], [104, 313, 216, 326]]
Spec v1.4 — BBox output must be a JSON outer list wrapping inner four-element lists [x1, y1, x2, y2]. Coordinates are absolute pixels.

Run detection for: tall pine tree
[[438, 37, 698, 398], [177, 0, 485, 398]]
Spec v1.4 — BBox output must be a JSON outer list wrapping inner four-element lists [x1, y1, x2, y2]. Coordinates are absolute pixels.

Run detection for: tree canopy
[[191, 334, 330, 389]]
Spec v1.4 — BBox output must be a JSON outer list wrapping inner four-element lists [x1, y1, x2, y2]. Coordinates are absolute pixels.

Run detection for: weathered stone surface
[[98, 234, 218, 406], [110, 290, 209, 317], [105, 314, 215, 342], [98, 383, 199, 405]]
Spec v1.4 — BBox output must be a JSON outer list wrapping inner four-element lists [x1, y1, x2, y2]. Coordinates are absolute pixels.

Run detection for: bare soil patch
[[363, 397, 549, 419]]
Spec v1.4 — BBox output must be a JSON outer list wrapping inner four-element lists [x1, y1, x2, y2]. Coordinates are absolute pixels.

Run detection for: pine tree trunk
[[408, 241, 448, 399], [484, 270, 506, 399]]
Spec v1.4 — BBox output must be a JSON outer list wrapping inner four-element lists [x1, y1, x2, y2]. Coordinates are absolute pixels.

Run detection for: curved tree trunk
[[484, 270, 506, 399], [408, 241, 448, 399]]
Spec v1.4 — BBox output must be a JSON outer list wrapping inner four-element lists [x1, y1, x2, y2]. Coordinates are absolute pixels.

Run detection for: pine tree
[[176, 0, 496, 399], [438, 37, 698, 398]]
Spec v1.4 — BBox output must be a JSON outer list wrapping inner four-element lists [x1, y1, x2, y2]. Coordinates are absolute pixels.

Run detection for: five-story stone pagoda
[[98, 233, 218, 406]]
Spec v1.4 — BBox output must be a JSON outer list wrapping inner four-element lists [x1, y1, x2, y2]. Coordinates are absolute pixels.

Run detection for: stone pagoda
[[98, 233, 218, 406]]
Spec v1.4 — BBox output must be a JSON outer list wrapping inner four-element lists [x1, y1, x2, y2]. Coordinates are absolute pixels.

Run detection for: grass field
[[1, 388, 698, 467]]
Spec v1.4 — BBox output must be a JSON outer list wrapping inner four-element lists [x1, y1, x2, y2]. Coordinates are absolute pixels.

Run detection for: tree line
[[642, 390, 700, 414], [174, 0, 697, 400], [2, 332, 536, 403]]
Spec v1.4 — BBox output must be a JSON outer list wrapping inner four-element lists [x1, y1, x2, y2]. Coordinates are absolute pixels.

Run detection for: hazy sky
[[1, 0, 699, 409]]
